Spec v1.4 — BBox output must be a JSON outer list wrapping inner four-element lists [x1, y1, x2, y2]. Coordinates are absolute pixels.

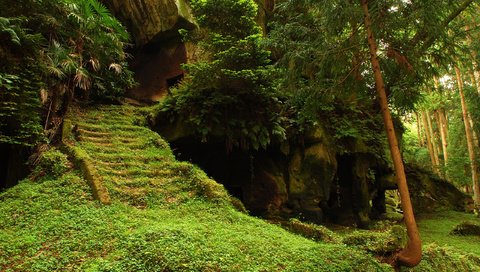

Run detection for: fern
[[0, 17, 21, 45]]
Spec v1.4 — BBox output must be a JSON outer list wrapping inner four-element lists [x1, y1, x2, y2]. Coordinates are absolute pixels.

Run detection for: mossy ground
[[1, 105, 479, 271], [0, 105, 389, 271], [0, 172, 394, 271], [416, 211, 480, 256]]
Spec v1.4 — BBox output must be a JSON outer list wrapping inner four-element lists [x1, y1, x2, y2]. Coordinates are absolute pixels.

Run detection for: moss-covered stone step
[[76, 128, 112, 138], [96, 166, 174, 178], [76, 122, 151, 133], [89, 152, 169, 163], [96, 160, 168, 169]]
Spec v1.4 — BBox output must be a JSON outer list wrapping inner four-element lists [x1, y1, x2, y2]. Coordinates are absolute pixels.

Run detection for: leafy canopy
[[161, 0, 285, 151]]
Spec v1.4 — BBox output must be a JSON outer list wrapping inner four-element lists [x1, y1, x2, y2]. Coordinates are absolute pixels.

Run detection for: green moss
[[416, 211, 480, 256], [3, 105, 478, 271], [0, 173, 390, 271], [34, 148, 70, 178], [450, 221, 480, 236], [342, 225, 407, 255], [401, 244, 480, 272], [283, 218, 340, 243]]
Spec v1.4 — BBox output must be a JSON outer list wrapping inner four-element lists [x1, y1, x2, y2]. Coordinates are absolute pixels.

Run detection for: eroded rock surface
[[108, 0, 195, 46]]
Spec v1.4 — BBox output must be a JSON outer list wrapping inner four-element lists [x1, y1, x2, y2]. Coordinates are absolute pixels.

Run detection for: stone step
[[76, 122, 149, 133], [96, 160, 167, 170], [79, 140, 151, 150], [79, 143, 149, 154], [96, 166, 174, 178], [89, 152, 167, 163], [103, 176, 171, 188], [76, 128, 111, 138]]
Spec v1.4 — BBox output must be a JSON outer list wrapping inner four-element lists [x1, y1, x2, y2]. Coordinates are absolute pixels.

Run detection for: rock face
[[106, 0, 196, 101], [108, 0, 195, 47], [406, 164, 470, 213], [288, 134, 337, 222], [151, 117, 396, 227], [126, 37, 187, 101]]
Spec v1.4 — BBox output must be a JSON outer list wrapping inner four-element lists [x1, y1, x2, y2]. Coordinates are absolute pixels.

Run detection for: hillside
[[0, 105, 390, 271], [1, 104, 480, 271]]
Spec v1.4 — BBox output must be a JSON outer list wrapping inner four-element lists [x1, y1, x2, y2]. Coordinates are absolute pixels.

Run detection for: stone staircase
[[65, 104, 229, 208]]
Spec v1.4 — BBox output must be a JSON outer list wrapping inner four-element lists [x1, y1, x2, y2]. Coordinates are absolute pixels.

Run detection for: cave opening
[[167, 74, 184, 90], [0, 144, 30, 191], [170, 138, 252, 202]]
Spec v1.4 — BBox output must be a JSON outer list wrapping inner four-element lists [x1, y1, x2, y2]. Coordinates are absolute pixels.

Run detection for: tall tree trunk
[[433, 77, 448, 165], [361, 0, 422, 267], [422, 112, 437, 170], [415, 112, 424, 147], [435, 110, 448, 166], [426, 111, 441, 171], [455, 65, 480, 214]]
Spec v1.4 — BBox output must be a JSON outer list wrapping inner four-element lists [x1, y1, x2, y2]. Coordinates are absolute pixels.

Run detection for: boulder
[[450, 221, 480, 236], [406, 164, 470, 213]]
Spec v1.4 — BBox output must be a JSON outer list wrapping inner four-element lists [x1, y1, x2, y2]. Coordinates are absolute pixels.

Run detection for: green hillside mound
[[1, 105, 479, 271], [0, 105, 389, 271]]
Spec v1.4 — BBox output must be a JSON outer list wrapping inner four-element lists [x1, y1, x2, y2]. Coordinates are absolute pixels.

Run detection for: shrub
[[160, 0, 285, 151], [36, 148, 70, 178]]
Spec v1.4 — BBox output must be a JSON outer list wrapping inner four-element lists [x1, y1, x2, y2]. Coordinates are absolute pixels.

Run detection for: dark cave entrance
[[0, 144, 30, 191], [171, 138, 252, 202], [166, 74, 184, 91]]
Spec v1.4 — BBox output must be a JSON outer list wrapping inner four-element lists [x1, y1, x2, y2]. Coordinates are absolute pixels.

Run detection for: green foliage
[[44, 0, 135, 100], [446, 112, 471, 187], [402, 124, 431, 169], [0, 72, 44, 146], [161, 0, 284, 150], [35, 148, 70, 178], [0, 0, 135, 151]]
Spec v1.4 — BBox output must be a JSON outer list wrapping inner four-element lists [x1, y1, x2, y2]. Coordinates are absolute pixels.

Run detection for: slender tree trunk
[[469, 69, 478, 93], [361, 0, 422, 267], [433, 78, 448, 165], [422, 112, 437, 170], [415, 112, 424, 147], [455, 65, 480, 214], [435, 110, 448, 166], [426, 111, 441, 171]]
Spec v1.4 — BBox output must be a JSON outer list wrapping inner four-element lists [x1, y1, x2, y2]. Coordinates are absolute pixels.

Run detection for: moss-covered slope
[[1, 105, 479, 271], [0, 105, 390, 271]]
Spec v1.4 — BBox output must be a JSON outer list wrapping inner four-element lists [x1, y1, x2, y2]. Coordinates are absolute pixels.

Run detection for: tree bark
[[426, 110, 441, 171], [422, 112, 437, 170], [415, 112, 424, 147], [435, 110, 448, 166], [361, 0, 422, 267], [455, 65, 480, 214], [433, 77, 448, 166]]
